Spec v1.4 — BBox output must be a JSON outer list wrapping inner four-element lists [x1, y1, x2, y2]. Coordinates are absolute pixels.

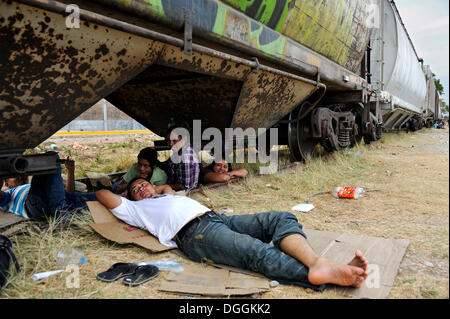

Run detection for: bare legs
[[279, 234, 368, 288]]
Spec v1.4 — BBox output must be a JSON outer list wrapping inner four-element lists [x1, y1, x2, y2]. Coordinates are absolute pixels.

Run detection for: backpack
[[0, 234, 20, 289]]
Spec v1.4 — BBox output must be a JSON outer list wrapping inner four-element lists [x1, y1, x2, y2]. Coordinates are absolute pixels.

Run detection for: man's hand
[[64, 157, 75, 172]]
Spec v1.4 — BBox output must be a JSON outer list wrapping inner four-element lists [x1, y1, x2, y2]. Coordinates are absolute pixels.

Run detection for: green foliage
[[434, 78, 444, 95], [440, 99, 449, 115]]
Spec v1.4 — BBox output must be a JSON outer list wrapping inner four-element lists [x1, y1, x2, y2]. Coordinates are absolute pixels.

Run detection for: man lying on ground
[[95, 177, 369, 290], [201, 157, 248, 184], [4, 174, 29, 189], [0, 155, 96, 220]]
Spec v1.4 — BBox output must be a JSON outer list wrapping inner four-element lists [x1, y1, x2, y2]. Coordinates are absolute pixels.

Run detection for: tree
[[440, 99, 449, 116], [432, 73, 444, 96]]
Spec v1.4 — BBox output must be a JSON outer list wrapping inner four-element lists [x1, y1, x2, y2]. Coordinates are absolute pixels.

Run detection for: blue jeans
[[176, 211, 326, 291], [25, 155, 96, 220]]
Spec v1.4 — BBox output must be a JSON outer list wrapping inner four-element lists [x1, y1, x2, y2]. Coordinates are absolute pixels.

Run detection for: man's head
[[127, 177, 157, 201], [167, 126, 189, 152], [136, 148, 158, 179], [212, 158, 231, 174], [5, 175, 28, 189]]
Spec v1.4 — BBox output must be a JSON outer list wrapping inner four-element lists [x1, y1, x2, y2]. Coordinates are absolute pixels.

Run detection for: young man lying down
[[95, 177, 368, 291]]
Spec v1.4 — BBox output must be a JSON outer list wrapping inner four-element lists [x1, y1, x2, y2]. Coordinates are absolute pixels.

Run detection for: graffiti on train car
[[107, 0, 289, 59], [222, 0, 372, 71], [223, 0, 290, 32]]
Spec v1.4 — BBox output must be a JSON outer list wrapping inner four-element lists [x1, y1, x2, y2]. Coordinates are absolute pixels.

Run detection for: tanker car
[[0, 0, 442, 177]]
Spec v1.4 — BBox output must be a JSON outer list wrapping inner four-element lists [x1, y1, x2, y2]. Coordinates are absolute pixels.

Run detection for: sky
[[394, 0, 449, 106]]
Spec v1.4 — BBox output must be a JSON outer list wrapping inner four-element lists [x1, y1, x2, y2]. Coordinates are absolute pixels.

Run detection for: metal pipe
[[16, 0, 325, 89], [102, 99, 108, 131]]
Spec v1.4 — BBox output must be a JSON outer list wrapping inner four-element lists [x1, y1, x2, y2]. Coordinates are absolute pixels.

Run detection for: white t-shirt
[[111, 194, 210, 247]]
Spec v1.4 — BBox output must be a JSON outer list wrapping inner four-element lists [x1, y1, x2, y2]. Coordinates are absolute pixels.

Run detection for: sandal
[[122, 265, 159, 287], [96, 263, 139, 282]]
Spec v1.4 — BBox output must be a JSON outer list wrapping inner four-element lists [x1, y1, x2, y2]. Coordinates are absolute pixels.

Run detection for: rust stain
[[0, 1, 159, 150]]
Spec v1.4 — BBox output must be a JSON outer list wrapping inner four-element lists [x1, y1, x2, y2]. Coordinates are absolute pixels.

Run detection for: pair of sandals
[[96, 263, 159, 287]]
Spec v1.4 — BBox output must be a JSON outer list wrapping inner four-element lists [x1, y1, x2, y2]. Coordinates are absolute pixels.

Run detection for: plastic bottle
[[329, 187, 365, 199], [56, 247, 88, 266]]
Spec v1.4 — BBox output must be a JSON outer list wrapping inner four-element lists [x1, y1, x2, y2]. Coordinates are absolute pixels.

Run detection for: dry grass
[[1, 128, 448, 299]]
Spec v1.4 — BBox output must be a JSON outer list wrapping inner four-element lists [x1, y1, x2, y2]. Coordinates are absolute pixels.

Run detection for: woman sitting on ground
[[115, 147, 167, 195], [201, 157, 248, 184]]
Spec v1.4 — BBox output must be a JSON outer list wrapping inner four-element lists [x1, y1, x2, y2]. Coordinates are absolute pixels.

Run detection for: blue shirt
[[0, 184, 30, 218]]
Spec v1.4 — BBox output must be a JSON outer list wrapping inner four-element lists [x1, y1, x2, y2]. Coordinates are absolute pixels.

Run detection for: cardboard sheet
[[85, 171, 112, 187], [87, 201, 174, 252], [87, 202, 409, 298], [304, 229, 410, 299], [159, 264, 269, 296], [0, 211, 25, 229]]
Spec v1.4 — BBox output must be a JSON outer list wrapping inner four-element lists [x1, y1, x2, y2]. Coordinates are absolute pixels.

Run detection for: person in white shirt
[[95, 177, 369, 291]]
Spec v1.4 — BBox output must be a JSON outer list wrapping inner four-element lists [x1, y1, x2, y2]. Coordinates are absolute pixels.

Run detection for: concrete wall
[[59, 99, 148, 131]]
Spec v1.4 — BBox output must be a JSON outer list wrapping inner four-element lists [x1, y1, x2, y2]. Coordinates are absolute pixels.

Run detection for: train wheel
[[288, 105, 317, 162]]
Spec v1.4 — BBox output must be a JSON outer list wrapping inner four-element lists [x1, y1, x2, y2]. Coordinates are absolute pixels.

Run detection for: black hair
[[126, 176, 150, 201], [137, 147, 158, 167], [212, 157, 232, 171], [167, 123, 191, 142]]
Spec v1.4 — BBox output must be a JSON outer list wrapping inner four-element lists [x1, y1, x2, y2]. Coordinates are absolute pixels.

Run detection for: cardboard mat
[[304, 229, 410, 299], [87, 202, 409, 298], [0, 210, 27, 235], [0, 210, 24, 228], [159, 264, 270, 297]]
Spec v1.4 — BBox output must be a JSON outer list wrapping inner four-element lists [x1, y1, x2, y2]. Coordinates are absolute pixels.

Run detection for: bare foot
[[308, 254, 368, 288], [348, 250, 369, 271]]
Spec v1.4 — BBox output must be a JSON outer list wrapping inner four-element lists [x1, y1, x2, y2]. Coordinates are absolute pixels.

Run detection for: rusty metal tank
[[1, 0, 375, 157]]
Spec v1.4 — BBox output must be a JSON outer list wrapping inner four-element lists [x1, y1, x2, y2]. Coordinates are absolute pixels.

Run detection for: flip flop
[[122, 265, 159, 287], [96, 263, 139, 282]]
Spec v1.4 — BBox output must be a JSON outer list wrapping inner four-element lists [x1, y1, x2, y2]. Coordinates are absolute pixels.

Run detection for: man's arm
[[203, 172, 231, 183], [229, 168, 248, 179], [155, 184, 176, 195], [95, 189, 122, 209], [167, 183, 183, 191]]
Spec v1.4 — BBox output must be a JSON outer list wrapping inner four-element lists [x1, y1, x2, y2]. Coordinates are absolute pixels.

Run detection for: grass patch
[[4, 128, 448, 299]]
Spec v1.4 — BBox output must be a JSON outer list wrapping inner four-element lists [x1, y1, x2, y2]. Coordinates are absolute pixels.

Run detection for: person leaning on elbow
[[201, 157, 248, 184]]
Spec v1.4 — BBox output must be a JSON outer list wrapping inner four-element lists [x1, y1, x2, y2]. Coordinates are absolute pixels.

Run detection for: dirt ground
[[2, 127, 448, 300]]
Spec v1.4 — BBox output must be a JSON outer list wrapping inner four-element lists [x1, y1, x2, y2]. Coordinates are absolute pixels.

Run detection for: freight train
[[0, 0, 442, 177]]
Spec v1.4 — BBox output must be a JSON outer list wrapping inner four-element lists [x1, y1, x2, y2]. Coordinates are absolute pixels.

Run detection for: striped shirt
[[0, 184, 30, 218]]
